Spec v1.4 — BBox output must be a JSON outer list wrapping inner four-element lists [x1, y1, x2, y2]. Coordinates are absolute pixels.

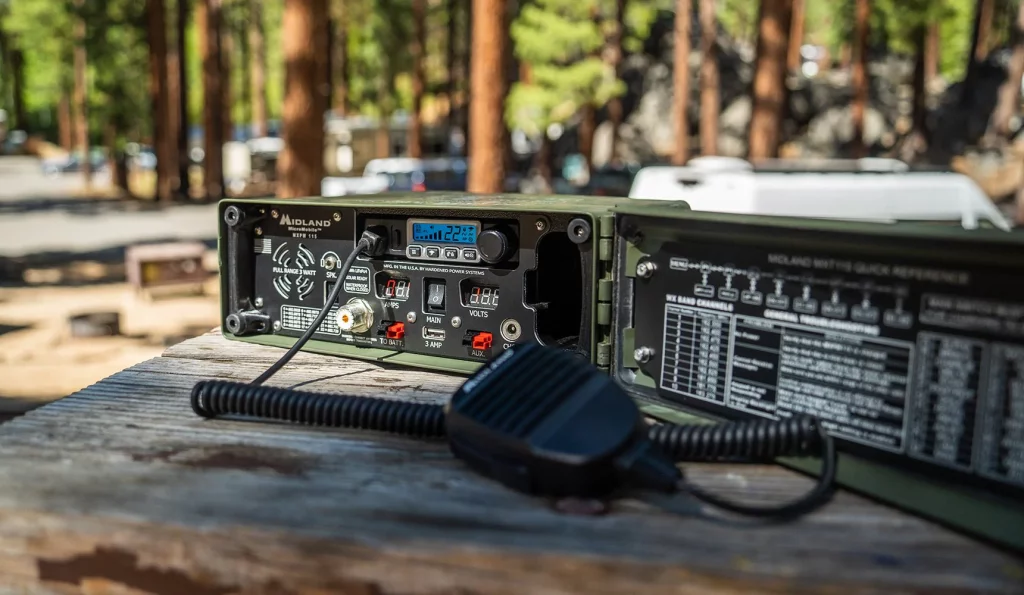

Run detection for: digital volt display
[[412, 222, 477, 244], [461, 282, 500, 310]]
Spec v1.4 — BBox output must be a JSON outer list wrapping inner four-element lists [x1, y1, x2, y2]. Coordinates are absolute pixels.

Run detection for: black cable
[[191, 378, 836, 518], [191, 380, 446, 438], [250, 237, 371, 386], [651, 417, 837, 519]]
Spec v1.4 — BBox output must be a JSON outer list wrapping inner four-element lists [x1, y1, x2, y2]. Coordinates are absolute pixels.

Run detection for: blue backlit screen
[[412, 223, 477, 244]]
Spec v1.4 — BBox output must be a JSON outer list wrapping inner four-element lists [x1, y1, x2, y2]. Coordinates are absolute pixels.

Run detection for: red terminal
[[471, 332, 493, 351], [385, 322, 406, 340]]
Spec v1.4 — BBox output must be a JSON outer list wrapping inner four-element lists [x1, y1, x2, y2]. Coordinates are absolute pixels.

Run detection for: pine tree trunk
[[73, 0, 91, 188], [467, 0, 507, 193], [839, 43, 851, 68], [972, 0, 995, 62], [11, 49, 27, 131], [240, 16, 252, 128], [911, 25, 927, 141], [250, 0, 269, 136], [149, 0, 175, 202], [747, 0, 792, 161], [606, 0, 626, 165], [985, 0, 1024, 141], [446, 0, 457, 141], [222, 18, 234, 143], [671, 0, 692, 165], [332, 0, 348, 116], [200, 0, 225, 200], [925, 22, 937, 84], [105, 121, 130, 196], [377, 60, 394, 159], [699, 0, 719, 156], [925, 22, 938, 86], [168, 16, 183, 196], [851, 0, 869, 158], [963, 0, 996, 106], [58, 90, 74, 151], [277, 0, 329, 198], [786, 0, 804, 72], [534, 134, 552, 191], [409, 0, 426, 158], [177, 0, 191, 199], [462, 0, 473, 152], [579, 104, 595, 170], [377, 112, 390, 158]]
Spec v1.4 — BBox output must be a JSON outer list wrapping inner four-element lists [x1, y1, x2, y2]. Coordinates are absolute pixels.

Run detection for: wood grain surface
[[0, 331, 1019, 594]]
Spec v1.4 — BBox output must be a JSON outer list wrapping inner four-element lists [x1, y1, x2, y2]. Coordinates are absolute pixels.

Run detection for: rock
[[717, 134, 747, 158], [804, 106, 891, 156], [719, 96, 751, 135], [951, 145, 1024, 201]]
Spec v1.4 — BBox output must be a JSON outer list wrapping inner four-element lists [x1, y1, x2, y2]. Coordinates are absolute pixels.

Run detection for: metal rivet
[[535, 219, 547, 232], [271, 209, 279, 218], [406, 312, 417, 323], [254, 297, 264, 307], [333, 212, 342, 221], [451, 316, 462, 328], [634, 346, 654, 364], [255, 227, 263, 236], [636, 261, 657, 278], [272, 320, 282, 331]]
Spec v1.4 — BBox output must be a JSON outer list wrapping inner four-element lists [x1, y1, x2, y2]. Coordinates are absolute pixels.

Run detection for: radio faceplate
[[612, 209, 1024, 551], [220, 195, 618, 373]]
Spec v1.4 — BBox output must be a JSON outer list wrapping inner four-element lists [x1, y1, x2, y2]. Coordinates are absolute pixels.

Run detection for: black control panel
[[222, 202, 599, 366], [619, 213, 1024, 499]]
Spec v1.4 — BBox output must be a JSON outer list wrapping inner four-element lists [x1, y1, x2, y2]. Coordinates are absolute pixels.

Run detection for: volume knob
[[477, 229, 511, 264]]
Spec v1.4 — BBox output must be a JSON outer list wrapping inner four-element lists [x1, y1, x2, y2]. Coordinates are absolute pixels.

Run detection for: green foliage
[[345, 0, 413, 117], [263, 0, 285, 120], [508, 0, 654, 134], [0, 0, 1009, 152], [716, 0, 978, 81], [88, 0, 149, 139], [2, 0, 74, 114]]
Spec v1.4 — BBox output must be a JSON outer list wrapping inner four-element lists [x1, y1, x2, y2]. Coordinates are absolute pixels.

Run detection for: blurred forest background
[[1, 0, 1023, 215]]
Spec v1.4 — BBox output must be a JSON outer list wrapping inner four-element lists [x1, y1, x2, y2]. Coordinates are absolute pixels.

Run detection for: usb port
[[422, 327, 446, 341]]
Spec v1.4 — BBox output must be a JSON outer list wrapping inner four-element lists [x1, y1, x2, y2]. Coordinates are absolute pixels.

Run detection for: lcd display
[[411, 222, 477, 244]]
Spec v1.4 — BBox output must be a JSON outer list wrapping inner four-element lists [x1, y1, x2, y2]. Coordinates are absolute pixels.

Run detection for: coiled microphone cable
[[192, 348, 837, 520]]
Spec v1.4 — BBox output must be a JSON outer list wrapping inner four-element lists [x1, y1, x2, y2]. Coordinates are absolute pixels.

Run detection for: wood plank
[[0, 332, 1018, 593]]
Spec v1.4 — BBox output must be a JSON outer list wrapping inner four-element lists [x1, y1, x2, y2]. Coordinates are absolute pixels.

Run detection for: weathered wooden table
[[0, 332, 1020, 594]]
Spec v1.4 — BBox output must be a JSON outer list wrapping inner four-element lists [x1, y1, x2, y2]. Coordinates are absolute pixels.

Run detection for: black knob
[[477, 229, 511, 264]]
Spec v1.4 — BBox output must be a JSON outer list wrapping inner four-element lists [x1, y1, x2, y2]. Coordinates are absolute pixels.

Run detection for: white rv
[[628, 157, 1012, 231]]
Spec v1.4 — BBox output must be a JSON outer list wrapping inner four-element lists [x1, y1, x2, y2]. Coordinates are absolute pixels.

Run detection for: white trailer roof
[[628, 157, 1012, 231]]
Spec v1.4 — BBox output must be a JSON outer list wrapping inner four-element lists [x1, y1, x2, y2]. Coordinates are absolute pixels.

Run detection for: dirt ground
[[0, 265, 221, 413]]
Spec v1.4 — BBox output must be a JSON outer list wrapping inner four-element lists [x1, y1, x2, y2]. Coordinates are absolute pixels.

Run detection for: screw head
[[636, 261, 657, 278], [272, 320, 282, 331], [634, 346, 654, 364], [333, 212, 342, 222], [271, 209, 279, 218], [254, 297, 264, 307], [451, 316, 462, 328], [255, 227, 263, 236], [535, 218, 547, 232], [406, 312, 417, 323]]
